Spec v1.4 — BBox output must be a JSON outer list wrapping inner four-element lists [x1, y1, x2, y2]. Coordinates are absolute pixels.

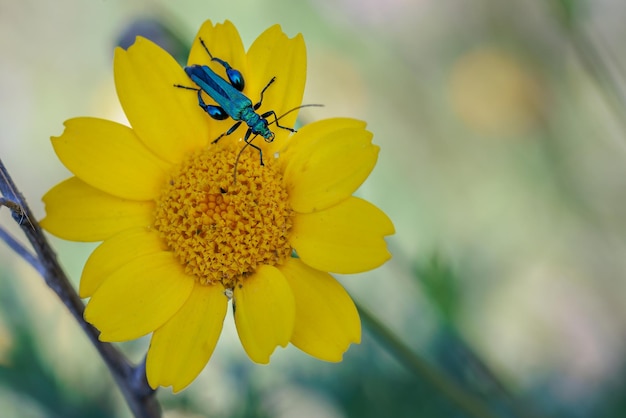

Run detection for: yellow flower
[[41, 20, 394, 392]]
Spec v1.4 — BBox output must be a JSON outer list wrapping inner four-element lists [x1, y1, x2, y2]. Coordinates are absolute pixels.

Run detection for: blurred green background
[[1, 0, 626, 417]]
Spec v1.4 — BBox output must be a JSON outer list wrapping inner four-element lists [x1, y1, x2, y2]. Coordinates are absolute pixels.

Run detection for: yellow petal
[[280, 117, 365, 158], [51, 117, 170, 200], [280, 258, 360, 361], [147, 282, 228, 392], [114, 37, 210, 163], [246, 25, 306, 149], [80, 227, 167, 298], [84, 252, 194, 342], [41, 177, 154, 242], [283, 118, 378, 213], [233, 265, 295, 363], [186, 20, 247, 144], [188, 20, 246, 73], [290, 197, 394, 274]]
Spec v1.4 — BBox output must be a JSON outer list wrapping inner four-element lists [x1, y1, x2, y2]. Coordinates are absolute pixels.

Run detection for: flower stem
[[356, 302, 499, 418], [0, 158, 161, 418]]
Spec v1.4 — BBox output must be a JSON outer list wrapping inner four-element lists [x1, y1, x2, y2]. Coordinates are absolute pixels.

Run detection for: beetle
[[175, 38, 296, 166]]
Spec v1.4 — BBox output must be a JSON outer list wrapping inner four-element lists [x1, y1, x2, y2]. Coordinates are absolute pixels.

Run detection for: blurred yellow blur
[[448, 46, 544, 137]]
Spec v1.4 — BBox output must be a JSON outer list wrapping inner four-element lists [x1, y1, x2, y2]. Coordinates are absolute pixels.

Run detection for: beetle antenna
[[269, 104, 324, 127]]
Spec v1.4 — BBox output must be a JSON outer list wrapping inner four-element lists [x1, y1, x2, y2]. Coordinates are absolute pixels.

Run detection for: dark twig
[[0, 224, 41, 274], [0, 158, 161, 418]]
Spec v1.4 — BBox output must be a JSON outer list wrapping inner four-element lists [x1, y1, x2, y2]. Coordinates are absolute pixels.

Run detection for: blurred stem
[[357, 302, 499, 418], [572, 32, 626, 126], [555, 1, 626, 140], [0, 158, 161, 418]]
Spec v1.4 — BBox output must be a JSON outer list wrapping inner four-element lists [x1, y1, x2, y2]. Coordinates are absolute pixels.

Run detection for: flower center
[[154, 144, 293, 288]]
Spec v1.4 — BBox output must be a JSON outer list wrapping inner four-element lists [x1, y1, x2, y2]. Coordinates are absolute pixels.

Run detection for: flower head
[[41, 20, 394, 392]]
